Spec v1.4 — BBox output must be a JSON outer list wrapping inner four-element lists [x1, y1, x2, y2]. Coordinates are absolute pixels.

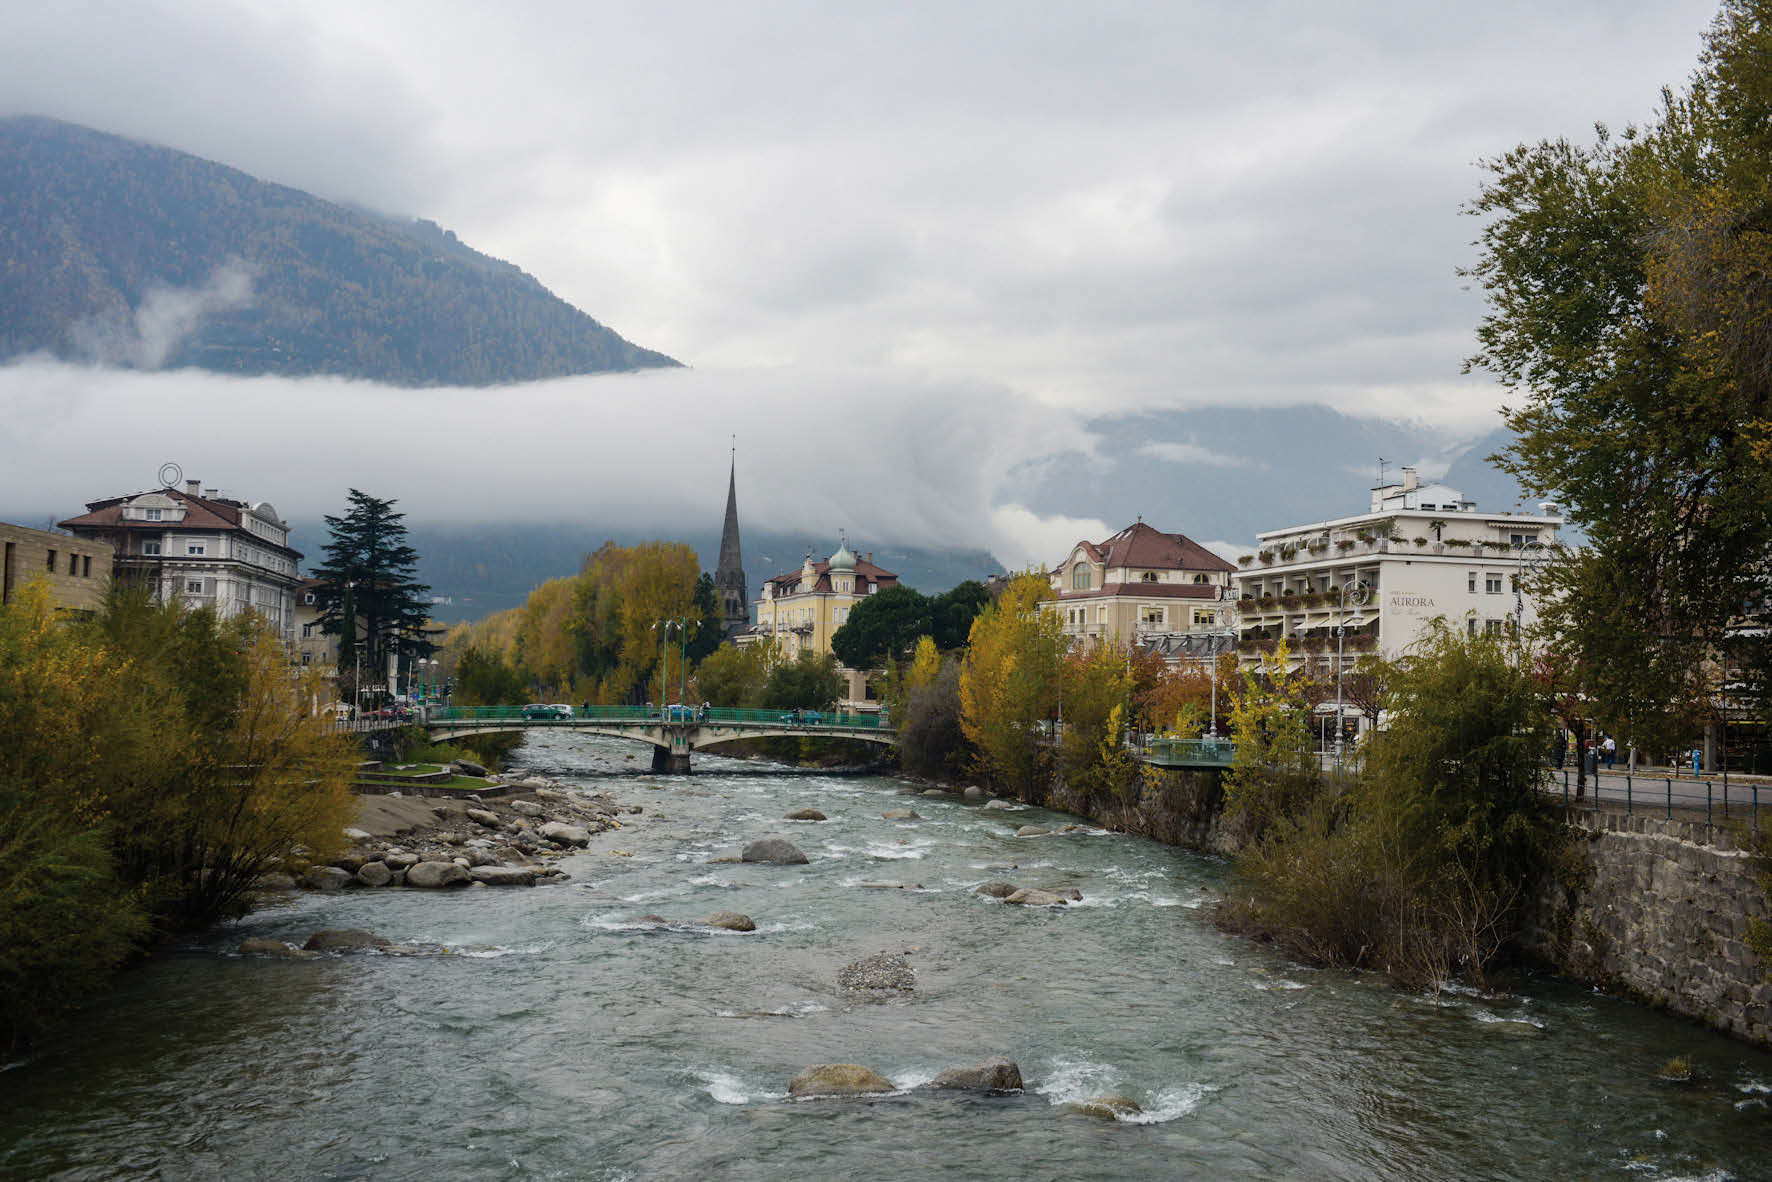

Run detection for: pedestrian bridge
[[1141, 737, 1236, 770], [422, 704, 897, 773]]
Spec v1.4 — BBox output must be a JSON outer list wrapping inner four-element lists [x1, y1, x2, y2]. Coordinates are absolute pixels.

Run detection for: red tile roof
[[764, 556, 899, 596], [1052, 582, 1224, 601], [59, 487, 301, 558], [1055, 521, 1234, 574]]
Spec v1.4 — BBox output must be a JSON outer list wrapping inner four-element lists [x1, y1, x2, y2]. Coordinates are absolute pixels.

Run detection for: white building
[[1235, 467, 1563, 740], [60, 478, 303, 646]]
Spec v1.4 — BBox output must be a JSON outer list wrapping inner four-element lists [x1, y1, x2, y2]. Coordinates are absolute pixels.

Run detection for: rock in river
[[788, 1064, 896, 1097], [1015, 825, 1050, 838], [741, 838, 808, 865], [468, 865, 536, 887], [540, 821, 591, 848], [302, 929, 390, 952], [784, 808, 826, 821], [406, 860, 473, 888], [704, 911, 757, 932], [300, 865, 353, 891], [881, 809, 919, 821], [974, 881, 1018, 899], [1068, 1095, 1142, 1120], [1004, 888, 1070, 907], [355, 861, 393, 887], [930, 1057, 1024, 1092], [239, 938, 319, 959]]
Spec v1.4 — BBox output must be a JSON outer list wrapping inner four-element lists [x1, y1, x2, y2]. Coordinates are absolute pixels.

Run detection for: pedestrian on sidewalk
[[1601, 734, 1617, 770]]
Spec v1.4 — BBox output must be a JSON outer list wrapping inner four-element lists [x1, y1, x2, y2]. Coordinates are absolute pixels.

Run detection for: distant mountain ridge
[[0, 116, 678, 384]]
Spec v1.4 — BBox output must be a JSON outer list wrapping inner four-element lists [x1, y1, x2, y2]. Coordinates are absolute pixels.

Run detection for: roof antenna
[[1378, 457, 1389, 489]]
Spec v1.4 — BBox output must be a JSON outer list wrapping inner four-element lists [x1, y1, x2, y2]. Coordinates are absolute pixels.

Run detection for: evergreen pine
[[312, 490, 434, 687]]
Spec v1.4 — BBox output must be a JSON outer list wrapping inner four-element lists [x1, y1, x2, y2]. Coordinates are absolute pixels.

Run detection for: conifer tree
[[312, 489, 434, 688]]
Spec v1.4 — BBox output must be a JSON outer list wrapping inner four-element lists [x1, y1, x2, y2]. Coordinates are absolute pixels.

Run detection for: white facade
[[1235, 467, 1564, 675]]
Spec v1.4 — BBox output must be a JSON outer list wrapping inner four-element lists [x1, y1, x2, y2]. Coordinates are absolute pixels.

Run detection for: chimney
[[1402, 467, 1418, 492], [185, 479, 201, 496]]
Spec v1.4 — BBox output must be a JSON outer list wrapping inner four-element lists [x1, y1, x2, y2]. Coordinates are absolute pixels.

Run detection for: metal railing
[[1144, 737, 1237, 768], [1552, 768, 1763, 836], [425, 704, 890, 731]]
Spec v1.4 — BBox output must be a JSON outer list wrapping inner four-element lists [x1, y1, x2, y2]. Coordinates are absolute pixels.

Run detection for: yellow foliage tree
[[958, 572, 1059, 795]]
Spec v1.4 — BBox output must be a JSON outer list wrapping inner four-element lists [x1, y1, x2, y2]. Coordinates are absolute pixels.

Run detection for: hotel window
[[1140, 605, 1165, 627], [1509, 532, 1538, 547], [1468, 571, 1478, 593], [143, 541, 161, 556], [1193, 573, 1210, 584], [1140, 571, 1158, 583], [1486, 573, 1504, 594], [185, 579, 204, 594], [82, 555, 91, 577], [188, 543, 205, 556], [145, 508, 162, 521], [1072, 566, 1092, 590], [46, 549, 56, 572], [1192, 609, 1215, 626], [1484, 619, 1504, 636], [1096, 605, 1106, 622]]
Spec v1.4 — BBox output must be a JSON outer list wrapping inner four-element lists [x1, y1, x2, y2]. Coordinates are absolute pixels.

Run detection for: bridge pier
[[651, 745, 691, 774]]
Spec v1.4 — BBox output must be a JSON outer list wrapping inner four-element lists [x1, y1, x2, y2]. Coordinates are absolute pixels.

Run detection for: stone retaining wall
[[1521, 810, 1770, 1047], [1040, 769, 1771, 1049]]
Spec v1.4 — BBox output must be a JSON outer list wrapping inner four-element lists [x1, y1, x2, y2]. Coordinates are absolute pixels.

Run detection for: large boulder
[[509, 799, 545, 818], [741, 838, 808, 865], [465, 807, 501, 827], [704, 911, 757, 932], [469, 865, 537, 887], [1004, 888, 1069, 907], [451, 757, 488, 777], [983, 799, 1015, 811], [838, 953, 915, 993], [540, 822, 591, 848], [784, 808, 826, 821], [406, 860, 473, 888], [302, 929, 390, 952], [239, 938, 319, 959], [974, 881, 1019, 899], [1016, 825, 1050, 838], [962, 786, 986, 801], [342, 827, 373, 842], [355, 861, 393, 887], [300, 866, 354, 891], [880, 809, 919, 821], [930, 1058, 1023, 1092], [384, 851, 420, 869], [787, 1064, 896, 1098]]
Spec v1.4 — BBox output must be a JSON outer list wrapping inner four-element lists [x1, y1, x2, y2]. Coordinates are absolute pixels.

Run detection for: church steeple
[[715, 441, 748, 639]]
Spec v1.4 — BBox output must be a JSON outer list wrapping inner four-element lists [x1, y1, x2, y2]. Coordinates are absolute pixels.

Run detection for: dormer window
[[145, 508, 162, 521], [1140, 571, 1158, 583], [1072, 566, 1092, 591], [1192, 573, 1209, 584]]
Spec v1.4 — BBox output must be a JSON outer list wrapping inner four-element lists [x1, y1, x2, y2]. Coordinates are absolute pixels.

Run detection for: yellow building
[[0, 522, 113, 615], [1042, 521, 1237, 659], [750, 540, 900, 705]]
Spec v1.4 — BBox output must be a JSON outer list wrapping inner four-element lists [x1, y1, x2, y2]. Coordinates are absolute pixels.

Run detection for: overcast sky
[[0, 0, 1722, 566]]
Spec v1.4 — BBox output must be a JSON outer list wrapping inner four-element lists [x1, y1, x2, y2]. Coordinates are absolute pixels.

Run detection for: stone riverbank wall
[[1522, 810, 1770, 1047], [1041, 768, 1771, 1049]]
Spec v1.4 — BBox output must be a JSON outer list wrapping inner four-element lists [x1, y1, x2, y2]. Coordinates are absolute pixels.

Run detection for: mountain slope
[[0, 116, 678, 384]]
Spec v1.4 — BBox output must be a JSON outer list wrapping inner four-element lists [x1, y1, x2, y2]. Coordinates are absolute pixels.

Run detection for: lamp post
[[1332, 578, 1370, 766], [1207, 625, 1236, 738]]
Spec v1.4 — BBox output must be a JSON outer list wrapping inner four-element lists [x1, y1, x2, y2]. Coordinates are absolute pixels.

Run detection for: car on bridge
[[521, 703, 560, 720], [779, 709, 823, 725]]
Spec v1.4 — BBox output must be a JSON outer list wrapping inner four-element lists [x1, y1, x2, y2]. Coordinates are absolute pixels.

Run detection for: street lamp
[[1207, 625, 1237, 738], [1332, 579, 1371, 766]]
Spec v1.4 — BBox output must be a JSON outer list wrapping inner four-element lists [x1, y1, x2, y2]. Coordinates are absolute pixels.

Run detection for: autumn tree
[[958, 573, 1059, 796], [1222, 643, 1321, 843], [1058, 642, 1133, 804], [1468, 0, 1772, 735], [694, 639, 776, 707]]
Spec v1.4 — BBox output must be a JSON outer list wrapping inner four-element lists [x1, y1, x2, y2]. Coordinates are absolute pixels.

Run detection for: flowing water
[[4, 731, 1772, 1180]]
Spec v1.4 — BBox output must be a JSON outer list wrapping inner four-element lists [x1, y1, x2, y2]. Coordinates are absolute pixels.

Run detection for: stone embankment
[[1524, 810, 1771, 1047], [1040, 765, 1771, 1050], [290, 774, 640, 894]]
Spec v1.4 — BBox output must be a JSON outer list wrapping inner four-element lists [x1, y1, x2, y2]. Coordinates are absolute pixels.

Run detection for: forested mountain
[[0, 116, 678, 383]]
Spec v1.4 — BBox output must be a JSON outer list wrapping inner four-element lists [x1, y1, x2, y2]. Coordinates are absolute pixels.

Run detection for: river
[[4, 731, 1771, 1180]]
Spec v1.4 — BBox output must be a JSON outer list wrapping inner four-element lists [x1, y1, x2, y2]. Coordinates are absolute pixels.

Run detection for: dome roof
[[829, 539, 857, 571]]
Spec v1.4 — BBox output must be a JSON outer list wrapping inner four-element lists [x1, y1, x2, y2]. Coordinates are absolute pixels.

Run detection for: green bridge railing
[[427, 705, 890, 731], [1144, 737, 1236, 768]]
